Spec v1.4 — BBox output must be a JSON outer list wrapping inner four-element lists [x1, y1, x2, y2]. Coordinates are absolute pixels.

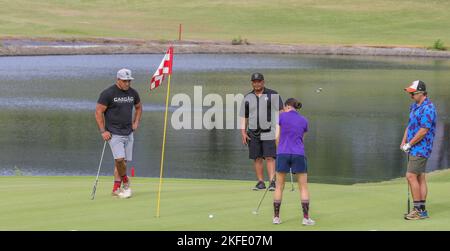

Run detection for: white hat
[[117, 68, 134, 80]]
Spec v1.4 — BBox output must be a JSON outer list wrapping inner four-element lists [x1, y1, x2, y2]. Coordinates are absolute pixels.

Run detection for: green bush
[[231, 36, 249, 45], [430, 39, 446, 51]]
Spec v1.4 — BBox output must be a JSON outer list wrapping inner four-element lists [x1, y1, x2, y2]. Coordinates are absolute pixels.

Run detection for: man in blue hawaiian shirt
[[401, 80, 437, 220]]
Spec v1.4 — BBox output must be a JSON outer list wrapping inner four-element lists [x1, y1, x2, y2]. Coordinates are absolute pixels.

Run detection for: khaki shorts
[[407, 155, 428, 174]]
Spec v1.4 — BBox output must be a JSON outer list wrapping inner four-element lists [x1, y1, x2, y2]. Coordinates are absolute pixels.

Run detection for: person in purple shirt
[[272, 98, 315, 226]]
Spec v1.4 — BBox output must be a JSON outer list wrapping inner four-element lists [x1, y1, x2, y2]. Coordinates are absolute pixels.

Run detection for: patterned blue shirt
[[407, 98, 437, 158]]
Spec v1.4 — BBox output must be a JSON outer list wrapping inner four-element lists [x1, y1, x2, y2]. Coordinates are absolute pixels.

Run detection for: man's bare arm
[[240, 117, 250, 145], [133, 102, 143, 131], [95, 103, 111, 141], [409, 128, 429, 146]]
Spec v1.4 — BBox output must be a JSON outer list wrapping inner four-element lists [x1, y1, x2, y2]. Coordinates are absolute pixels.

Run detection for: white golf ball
[[209, 214, 214, 219]]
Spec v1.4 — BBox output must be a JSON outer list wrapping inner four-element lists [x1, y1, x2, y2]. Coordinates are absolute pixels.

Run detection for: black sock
[[301, 200, 309, 219], [273, 200, 281, 217], [413, 201, 421, 211], [420, 200, 426, 211]]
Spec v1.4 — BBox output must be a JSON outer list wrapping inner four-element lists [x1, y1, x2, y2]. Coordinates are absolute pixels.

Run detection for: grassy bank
[[1, 170, 450, 230], [1, 0, 450, 47]]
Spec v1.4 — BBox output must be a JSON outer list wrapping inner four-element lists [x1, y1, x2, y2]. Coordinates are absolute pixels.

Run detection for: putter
[[289, 168, 294, 192], [407, 182, 411, 214], [405, 153, 411, 218], [91, 141, 107, 200], [252, 177, 276, 215]]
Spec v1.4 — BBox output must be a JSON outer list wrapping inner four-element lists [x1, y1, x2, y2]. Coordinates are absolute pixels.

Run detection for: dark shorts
[[248, 134, 276, 160], [276, 154, 307, 174]]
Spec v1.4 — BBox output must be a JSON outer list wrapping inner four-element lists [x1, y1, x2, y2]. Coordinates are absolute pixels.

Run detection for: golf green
[[1, 170, 449, 230]]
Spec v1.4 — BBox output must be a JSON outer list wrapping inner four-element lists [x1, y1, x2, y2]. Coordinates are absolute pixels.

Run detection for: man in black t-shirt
[[240, 73, 283, 191], [95, 68, 142, 198]]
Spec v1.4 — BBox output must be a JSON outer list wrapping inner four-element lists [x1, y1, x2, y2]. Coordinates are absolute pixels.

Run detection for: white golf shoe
[[119, 188, 132, 199], [272, 217, 281, 224], [302, 217, 315, 226], [112, 188, 123, 197]]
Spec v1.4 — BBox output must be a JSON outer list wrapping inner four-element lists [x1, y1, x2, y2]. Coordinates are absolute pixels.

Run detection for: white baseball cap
[[117, 68, 134, 80]]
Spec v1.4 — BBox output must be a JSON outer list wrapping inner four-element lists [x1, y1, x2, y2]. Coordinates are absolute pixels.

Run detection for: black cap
[[251, 72, 264, 81]]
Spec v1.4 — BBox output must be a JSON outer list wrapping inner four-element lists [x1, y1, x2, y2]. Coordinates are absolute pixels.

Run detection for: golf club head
[[252, 210, 258, 215], [90, 183, 98, 200]]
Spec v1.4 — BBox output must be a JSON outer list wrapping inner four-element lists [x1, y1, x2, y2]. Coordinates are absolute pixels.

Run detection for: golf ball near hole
[[209, 214, 214, 218]]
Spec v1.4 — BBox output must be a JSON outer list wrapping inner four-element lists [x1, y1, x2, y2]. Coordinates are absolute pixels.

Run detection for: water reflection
[[0, 54, 448, 184]]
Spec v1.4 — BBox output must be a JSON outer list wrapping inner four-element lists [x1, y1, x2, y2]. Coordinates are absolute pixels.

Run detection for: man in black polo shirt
[[240, 73, 283, 191], [95, 68, 142, 198]]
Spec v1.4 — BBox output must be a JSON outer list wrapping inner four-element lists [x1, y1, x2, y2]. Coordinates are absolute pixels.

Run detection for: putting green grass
[[1, 170, 450, 230], [1, 0, 450, 46]]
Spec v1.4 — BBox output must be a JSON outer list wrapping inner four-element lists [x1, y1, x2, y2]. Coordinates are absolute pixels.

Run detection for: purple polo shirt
[[277, 110, 308, 155]]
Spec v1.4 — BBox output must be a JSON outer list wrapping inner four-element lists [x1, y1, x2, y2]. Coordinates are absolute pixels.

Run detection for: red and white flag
[[150, 47, 173, 90]]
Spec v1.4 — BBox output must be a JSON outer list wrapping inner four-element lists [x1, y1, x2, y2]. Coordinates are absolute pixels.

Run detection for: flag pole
[[150, 46, 173, 218], [155, 47, 173, 218]]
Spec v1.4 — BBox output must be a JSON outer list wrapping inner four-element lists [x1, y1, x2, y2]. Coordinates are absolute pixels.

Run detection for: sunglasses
[[409, 92, 422, 96]]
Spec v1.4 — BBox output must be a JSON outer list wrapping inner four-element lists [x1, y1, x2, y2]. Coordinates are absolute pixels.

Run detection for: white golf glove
[[401, 143, 411, 153]]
